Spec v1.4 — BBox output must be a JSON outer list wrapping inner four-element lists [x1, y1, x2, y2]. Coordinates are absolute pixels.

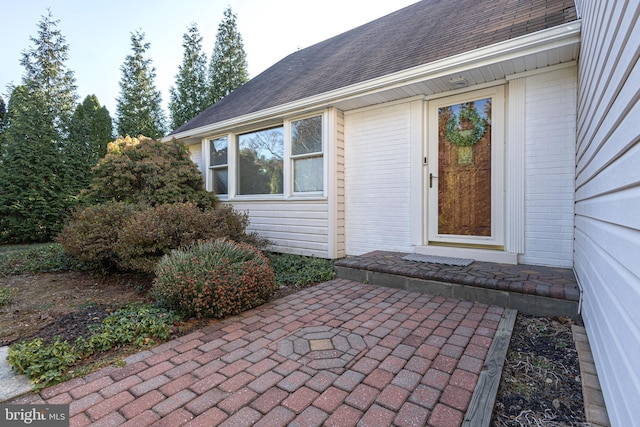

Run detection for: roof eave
[[166, 20, 581, 143]]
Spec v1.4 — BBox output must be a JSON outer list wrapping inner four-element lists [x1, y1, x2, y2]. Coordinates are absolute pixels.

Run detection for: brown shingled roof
[[171, 0, 576, 135]]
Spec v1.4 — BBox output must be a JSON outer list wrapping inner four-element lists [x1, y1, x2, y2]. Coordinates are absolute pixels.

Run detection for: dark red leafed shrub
[[151, 239, 276, 318], [55, 202, 136, 270], [57, 202, 268, 274]]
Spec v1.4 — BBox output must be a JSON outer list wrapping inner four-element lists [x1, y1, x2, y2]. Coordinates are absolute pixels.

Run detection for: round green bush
[[152, 239, 276, 318]]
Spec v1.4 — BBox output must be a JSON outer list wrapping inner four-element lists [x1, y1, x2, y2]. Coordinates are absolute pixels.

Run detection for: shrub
[[57, 202, 266, 273], [115, 203, 263, 273], [56, 202, 136, 270], [152, 239, 276, 318], [79, 135, 217, 209]]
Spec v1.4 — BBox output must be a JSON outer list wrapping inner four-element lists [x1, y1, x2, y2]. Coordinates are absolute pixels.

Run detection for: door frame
[[426, 86, 505, 248]]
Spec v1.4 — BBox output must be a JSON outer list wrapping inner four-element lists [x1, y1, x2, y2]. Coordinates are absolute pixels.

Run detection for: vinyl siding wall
[[230, 201, 330, 257], [187, 143, 204, 174], [344, 101, 414, 255], [576, 2, 640, 426], [521, 67, 577, 267]]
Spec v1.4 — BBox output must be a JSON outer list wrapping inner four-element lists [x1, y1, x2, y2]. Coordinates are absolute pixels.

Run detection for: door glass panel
[[437, 98, 492, 236]]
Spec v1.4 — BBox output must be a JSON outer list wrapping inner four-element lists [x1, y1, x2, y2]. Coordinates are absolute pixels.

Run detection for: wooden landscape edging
[[463, 308, 517, 426]]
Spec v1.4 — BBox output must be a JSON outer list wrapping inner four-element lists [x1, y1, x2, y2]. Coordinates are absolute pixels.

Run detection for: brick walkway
[[11, 279, 506, 427]]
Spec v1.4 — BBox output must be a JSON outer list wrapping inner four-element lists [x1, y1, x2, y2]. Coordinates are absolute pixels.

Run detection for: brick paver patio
[[11, 279, 506, 426]]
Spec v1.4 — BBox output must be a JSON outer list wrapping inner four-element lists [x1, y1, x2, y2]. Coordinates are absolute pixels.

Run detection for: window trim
[[287, 113, 326, 197], [208, 136, 229, 197], [203, 110, 328, 201]]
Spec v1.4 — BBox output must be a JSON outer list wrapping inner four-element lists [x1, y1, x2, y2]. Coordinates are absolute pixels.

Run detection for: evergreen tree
[[66, 95, 113, 195], [169, 24, 210, 130], [0, 96, 6, 167], [209, 8, 249, 104], [0, 11, 79, 242], [116, 31, 165, 139], [0, 96, 6, 133], [20, 9, 77, 139], [0, 86, 68, 243]]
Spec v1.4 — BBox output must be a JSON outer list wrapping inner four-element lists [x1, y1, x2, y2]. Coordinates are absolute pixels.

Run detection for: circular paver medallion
[[276, 326, 368, 372]]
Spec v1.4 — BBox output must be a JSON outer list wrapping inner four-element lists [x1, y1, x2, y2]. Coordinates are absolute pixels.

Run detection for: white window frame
[[203, 110, 328, 201], [286, 113, 326, 197], [208, 136, 229, 198]]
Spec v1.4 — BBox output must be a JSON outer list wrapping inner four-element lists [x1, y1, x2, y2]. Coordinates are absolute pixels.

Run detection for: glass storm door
[[427, 88, 504, 248]]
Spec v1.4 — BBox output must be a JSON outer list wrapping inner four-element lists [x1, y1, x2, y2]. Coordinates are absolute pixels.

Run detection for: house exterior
[[168, 1, 639, 424], [574, 2, 640, 426]]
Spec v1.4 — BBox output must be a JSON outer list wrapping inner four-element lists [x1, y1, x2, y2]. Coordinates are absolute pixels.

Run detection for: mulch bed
[[492, 314, 588, 426]]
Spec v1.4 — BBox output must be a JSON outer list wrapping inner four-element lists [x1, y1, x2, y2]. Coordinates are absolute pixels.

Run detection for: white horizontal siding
[[344, 102, 413, 255], [576, 1, 640, 425], [230, 201, 330, 258], [520, 66, 577, 267], [187, 143, 204, 175]]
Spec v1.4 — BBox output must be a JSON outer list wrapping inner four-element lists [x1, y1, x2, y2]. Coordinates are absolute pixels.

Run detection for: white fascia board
[[166, 21, 581, 142]]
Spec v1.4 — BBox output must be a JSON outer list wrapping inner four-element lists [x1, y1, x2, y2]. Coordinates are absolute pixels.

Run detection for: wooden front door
[[437, 99, 491, 236], [427, 88, 504, 247]]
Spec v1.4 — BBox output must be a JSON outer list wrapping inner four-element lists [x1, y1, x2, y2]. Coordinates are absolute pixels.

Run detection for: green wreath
[[445, 104, 486, 147]]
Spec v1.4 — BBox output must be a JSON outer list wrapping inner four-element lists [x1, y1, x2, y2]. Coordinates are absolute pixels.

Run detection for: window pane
[[212, 168, 228, 195], [294, 156, 323, 192], [238, 127, 284, 195], [210, 137, 228, 166], [292, 116, 322, 155]]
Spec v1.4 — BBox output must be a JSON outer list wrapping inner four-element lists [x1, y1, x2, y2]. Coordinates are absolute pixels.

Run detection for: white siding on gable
[[576, 2, 640, 425], [187, 143, 204, 175], [521, 66, 577, 267], [231, 201, 329, 257], [344, 102, 413, 255]]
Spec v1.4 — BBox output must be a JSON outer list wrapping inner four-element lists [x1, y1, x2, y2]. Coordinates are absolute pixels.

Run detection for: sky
[[0, 0, 418, 120]]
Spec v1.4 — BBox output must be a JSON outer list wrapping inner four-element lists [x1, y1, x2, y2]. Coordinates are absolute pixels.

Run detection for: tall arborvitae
[[169, 23, 210, 130], [66, 95, 113, 195], [0, 96, 6, 133], [0, 96, 6, 168], [0, 10, 79, 242], [208, 8, 249, 104], [116, 31, 165, 139], [20, 9, 77, 139], [0, 86, 68, 243]]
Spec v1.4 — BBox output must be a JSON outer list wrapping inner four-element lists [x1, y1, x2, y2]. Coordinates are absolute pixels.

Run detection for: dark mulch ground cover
[[492, 314, 588, 426]]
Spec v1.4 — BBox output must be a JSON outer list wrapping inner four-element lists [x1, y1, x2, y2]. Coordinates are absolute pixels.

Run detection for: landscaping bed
[[1, 249, 586, 424], [492, 314, 587, 426]]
